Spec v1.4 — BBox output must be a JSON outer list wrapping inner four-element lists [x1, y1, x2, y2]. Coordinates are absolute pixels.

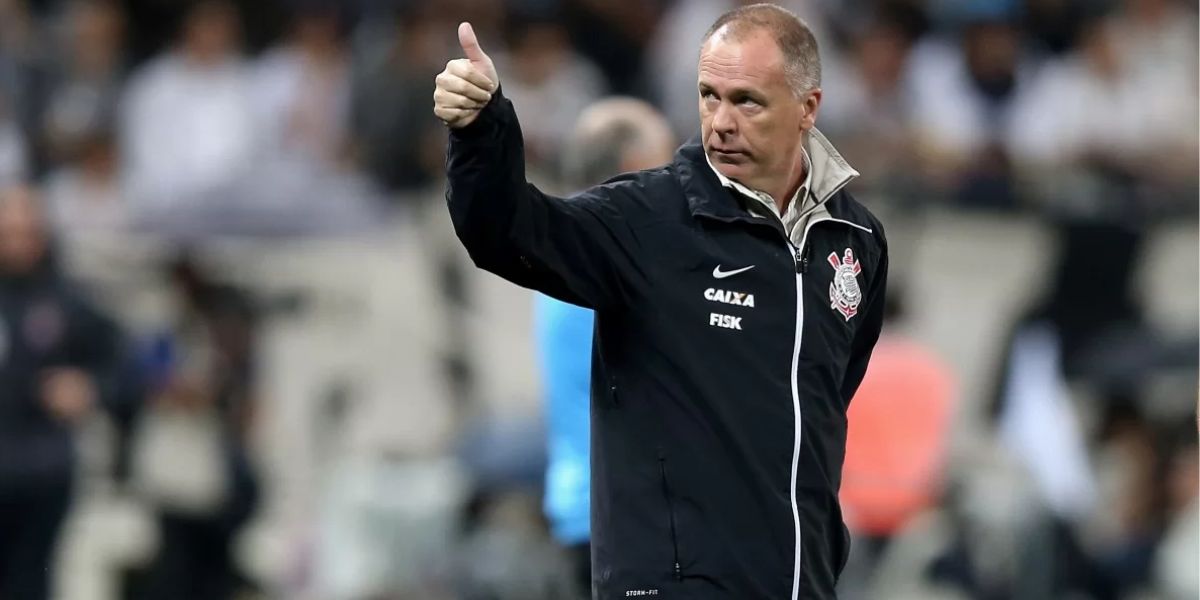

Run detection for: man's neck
[[774, 171, 803, 214], [773, 145, 810, 214]]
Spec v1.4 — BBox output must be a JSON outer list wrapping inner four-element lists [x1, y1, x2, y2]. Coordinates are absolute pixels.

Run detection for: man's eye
[[739, 97, 759, 106], [701, 91, 716, 100]]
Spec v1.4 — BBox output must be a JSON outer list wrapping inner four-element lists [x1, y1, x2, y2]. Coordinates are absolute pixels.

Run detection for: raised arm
[[436, 23, 644, 310]]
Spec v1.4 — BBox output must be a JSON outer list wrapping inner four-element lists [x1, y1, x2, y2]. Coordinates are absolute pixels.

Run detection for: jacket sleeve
[[839, 235, 888, 408], [445, 90, 645, 310]]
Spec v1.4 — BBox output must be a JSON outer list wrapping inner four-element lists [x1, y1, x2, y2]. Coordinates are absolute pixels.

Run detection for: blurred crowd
[[0, 0, 1195, 599], [1, 0, 1196, 219]]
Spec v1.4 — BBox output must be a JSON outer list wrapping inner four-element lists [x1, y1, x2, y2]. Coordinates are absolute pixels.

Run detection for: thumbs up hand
[[434, 22, 499, 129]]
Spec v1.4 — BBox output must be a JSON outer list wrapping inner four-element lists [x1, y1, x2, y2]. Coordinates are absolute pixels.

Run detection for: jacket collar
[[704, 146, 813, 218], [805, 128, 860, 205], [675, 127, 859, 222]]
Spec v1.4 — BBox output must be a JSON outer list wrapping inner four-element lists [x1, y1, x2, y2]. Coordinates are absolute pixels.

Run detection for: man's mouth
[[712, 148, 748, 162]]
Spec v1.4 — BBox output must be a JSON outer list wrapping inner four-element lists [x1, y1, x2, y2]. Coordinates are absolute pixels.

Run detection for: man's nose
[[711, 102, 736, 135]]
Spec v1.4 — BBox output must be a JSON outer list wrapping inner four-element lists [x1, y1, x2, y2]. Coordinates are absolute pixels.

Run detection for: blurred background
[[0, 0, 1195, 598]]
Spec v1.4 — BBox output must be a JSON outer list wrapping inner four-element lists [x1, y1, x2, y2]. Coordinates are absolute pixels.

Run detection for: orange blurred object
[[840, 335, 955, 537]]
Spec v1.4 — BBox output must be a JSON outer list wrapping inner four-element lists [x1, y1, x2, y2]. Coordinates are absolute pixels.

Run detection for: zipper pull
[[794, 245, 808, 274]]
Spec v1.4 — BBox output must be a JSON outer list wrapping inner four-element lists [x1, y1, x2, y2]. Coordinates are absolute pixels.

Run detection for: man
[[538, 98, 675, 597], [0, 184, 129, 599], [437, 4, 888, 598]]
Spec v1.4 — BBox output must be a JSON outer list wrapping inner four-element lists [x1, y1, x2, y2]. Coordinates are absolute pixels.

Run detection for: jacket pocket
[[657, 454, 683, 581]]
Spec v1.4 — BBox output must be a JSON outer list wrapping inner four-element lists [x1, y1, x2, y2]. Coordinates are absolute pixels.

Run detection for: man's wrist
[[449, 87, 505, 140]]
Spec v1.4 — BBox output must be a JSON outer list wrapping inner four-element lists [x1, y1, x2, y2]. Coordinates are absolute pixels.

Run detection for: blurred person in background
[[438, 4, 889, 597], [908, 0, 1033, 209], [818, 4, 924, 206], [1007, 3, 1198, 208], [537, 97, 675, 598], [0, 183, 130, 600], [38, 0, 126, 173], [127, 254, 261, 600], [229, 0, 389, 234], [44, 126, 127, 235], [349, 3, 451, 196], [496, 6, 606, 180], [1108, 0, 1197, 88], [119, 0, 256, 224], [0, 0, 45, 167], [0, 0, 35, 184], [251, 1, 351, 170]]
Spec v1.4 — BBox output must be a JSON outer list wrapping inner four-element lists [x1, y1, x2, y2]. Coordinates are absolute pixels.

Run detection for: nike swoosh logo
[[712, 264, 755, 279]]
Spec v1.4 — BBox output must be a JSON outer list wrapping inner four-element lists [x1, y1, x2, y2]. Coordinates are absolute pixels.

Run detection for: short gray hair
[[703, 3, 821, 96]]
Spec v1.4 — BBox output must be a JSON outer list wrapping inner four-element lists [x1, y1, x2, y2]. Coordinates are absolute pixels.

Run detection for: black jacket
[[0, 265, 128, 487], [447, 92, 888, 599]]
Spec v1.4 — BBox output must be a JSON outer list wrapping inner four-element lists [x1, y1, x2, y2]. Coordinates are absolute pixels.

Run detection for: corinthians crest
[[827, 248, 862, 321]]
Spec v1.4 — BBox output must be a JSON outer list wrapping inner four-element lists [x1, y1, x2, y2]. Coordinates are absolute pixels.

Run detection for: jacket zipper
[[658, 455, 683, 581], [786, 237, 805, 600], [769, 213, 808, 600]]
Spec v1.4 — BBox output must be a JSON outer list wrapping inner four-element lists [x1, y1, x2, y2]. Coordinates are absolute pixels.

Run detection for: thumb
[[458, 22, 488, 63]]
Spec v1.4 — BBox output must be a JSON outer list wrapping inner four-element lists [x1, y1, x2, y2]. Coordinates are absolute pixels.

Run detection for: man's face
[[698, 28, 819, 193]]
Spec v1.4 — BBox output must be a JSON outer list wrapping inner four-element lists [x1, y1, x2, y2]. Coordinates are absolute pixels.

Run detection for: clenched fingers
[[445, 59, 496, 94], [436, 73, 492, 106], [435, 79, 491, 109], [434, 86, 488, 111]]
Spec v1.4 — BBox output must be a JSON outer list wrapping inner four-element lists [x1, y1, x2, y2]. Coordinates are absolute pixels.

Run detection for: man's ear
[[800, 88, 822, 131]]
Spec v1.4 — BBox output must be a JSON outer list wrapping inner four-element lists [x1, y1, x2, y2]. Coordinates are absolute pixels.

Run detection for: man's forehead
[[698, 28, 786, 86]]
